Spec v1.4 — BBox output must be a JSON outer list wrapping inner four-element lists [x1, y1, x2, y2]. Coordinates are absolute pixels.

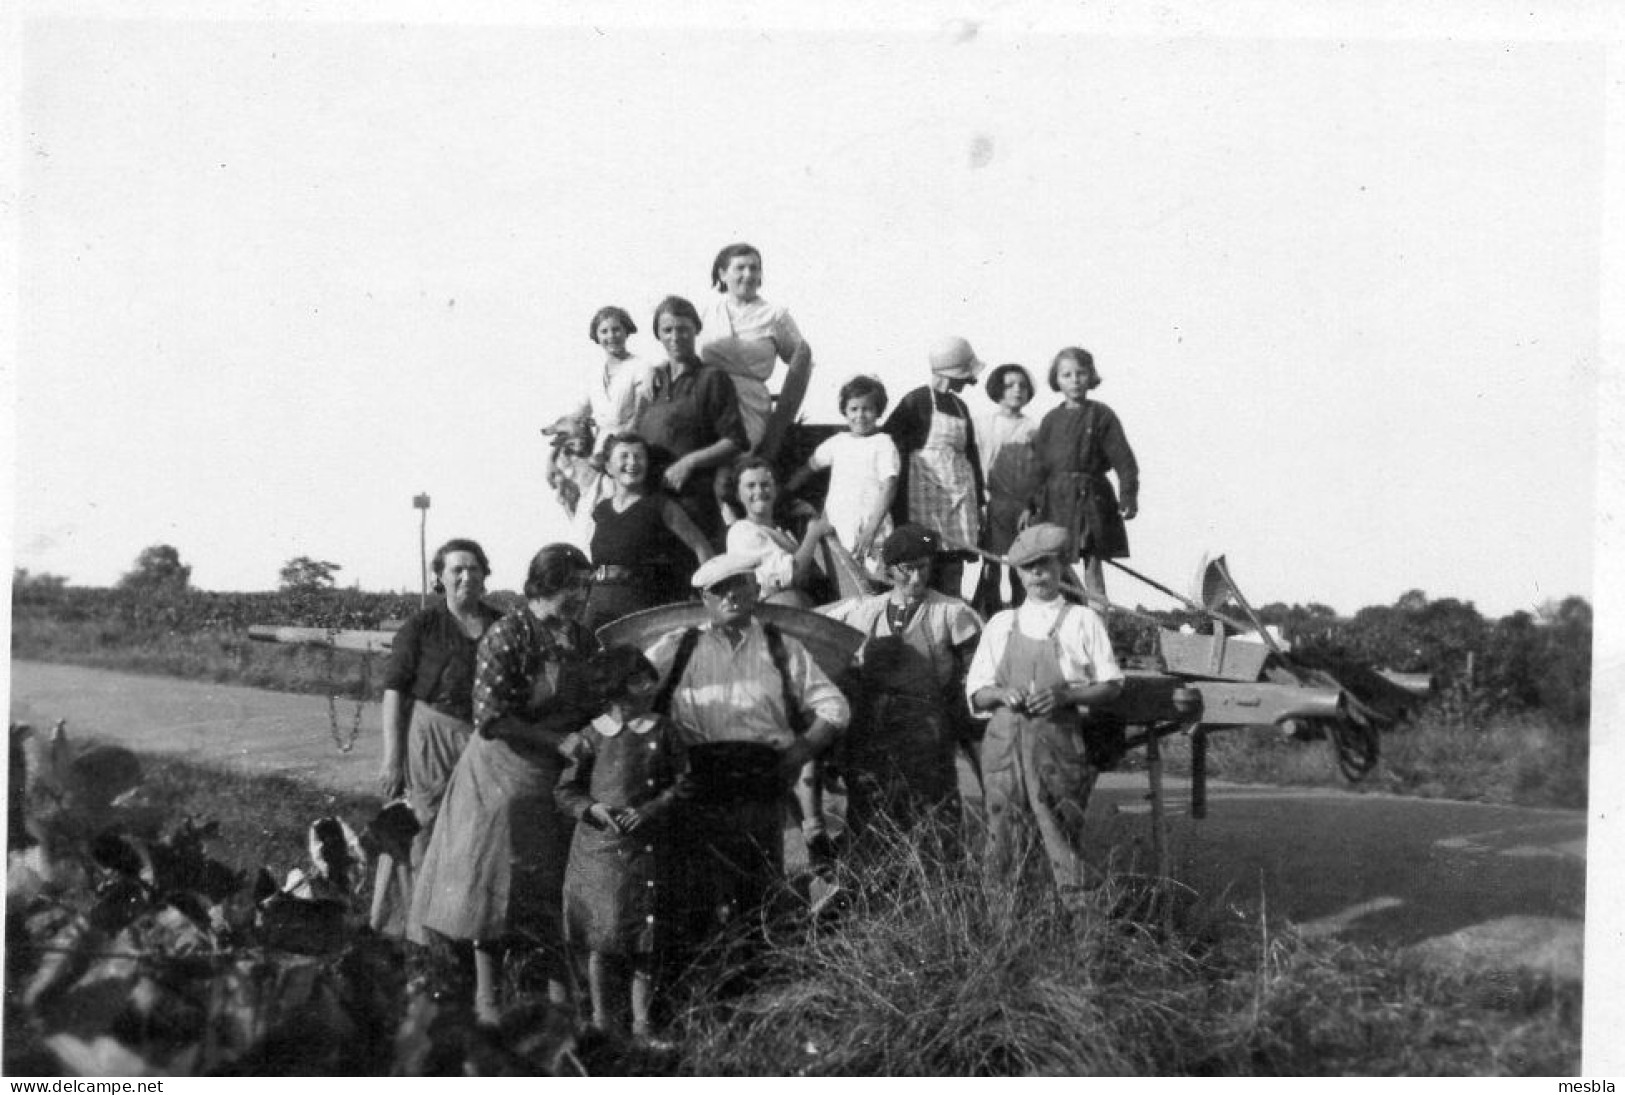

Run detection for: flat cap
[[690, 553, 760, 590], [881, 523, 939, 566], [1006, 523, 1069, 567]]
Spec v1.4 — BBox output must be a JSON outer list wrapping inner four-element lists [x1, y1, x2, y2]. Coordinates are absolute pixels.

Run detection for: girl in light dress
[[786, 375, 899, 581]]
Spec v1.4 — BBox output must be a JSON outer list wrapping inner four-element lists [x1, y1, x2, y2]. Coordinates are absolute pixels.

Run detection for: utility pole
[[413, 493, 431, 609]]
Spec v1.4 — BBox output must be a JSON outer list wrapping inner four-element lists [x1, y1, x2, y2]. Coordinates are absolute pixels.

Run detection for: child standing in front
[[786, 375, 900, 579], [555, 646, 693, 1047]]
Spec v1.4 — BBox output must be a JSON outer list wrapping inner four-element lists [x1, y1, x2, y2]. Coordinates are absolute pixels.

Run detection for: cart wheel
[[1326, 712, 1380, 782]]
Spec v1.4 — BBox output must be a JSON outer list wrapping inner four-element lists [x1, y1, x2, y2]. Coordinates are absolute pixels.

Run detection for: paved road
[[8, 660, 1586, 979]]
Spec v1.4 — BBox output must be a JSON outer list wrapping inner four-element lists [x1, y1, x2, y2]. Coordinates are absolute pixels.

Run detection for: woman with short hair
[[373, 538, 502, 933], [639, 295, 750, 546], [583, 432, 714, 631], [725, 455, 832, 608]]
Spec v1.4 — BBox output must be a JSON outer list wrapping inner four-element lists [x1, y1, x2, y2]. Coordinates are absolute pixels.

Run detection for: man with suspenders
[[646, 554, 849, 942], [965, 523, 1125, 908]]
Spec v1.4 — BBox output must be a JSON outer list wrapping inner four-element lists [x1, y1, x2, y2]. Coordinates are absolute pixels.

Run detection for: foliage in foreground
[[6, 749, 1579, 1077], [671, 824, 1579, 1077]]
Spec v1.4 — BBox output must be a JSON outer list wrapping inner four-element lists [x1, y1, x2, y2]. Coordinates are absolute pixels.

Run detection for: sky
[[4, 2, 1617, 627]]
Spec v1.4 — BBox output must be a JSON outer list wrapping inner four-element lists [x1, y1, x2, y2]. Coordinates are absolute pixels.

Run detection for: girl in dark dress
[[1028, 347, 1140, 599], [556, 646, 694, 1045], [583, 433, 714, 631]]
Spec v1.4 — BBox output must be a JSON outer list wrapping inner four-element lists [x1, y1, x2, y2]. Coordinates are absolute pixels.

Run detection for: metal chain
[[324, 635, 371, 754]]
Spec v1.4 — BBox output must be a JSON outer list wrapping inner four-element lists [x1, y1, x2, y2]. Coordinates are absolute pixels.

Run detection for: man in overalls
[[964, 523, 1124, 908]]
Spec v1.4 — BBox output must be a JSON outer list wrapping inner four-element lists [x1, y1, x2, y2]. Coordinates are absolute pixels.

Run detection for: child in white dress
[[787, 375, 900, 578]]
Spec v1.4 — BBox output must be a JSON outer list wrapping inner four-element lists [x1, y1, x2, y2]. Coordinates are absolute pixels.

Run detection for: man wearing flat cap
[[820, 524, 983, 843], [646, 555, 850, 937], [964, 523, 1124, 908]]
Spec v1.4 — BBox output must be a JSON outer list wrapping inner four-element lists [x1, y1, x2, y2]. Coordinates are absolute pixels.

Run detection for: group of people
[[374, 241, 1146, 1044]]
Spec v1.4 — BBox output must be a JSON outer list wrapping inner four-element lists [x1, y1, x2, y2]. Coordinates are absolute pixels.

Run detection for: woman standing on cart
[[641, 295, 750, 547], [697, 242, 814, 462], [1029, 347, 1139, 599], [884, 335, 987, 598]]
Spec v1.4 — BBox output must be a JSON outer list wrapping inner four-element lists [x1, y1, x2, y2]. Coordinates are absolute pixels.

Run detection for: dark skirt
[[562, 821, 677, 958]]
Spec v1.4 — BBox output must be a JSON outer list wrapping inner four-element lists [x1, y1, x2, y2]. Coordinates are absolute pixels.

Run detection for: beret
[[1006, 523, 1069, 567], [690, 553, 760, 590], [881, 523, 939, 566]]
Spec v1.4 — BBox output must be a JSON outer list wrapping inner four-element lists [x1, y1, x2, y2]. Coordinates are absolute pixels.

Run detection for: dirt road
[[8, 660, 1586, 980]]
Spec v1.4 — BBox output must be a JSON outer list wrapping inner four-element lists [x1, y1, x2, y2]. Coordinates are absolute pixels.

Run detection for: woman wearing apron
[[884, 335, 987, 598], [965, 523, 1125, 909]]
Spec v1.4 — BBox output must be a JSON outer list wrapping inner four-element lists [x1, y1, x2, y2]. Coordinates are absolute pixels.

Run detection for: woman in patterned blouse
[[409, 543, 601, 1025]]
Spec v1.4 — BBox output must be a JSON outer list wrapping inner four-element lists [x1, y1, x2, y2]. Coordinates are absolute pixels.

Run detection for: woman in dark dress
[[583, 432, 714, 631], [639, 295, 751, 548], [409, 544, 601, 1025], [373, 538, 503, 934], [1028, 347, 1140, 599]]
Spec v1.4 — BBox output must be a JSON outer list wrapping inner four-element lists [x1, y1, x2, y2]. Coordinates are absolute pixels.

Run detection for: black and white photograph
[[5, 0, 1618, 1079]]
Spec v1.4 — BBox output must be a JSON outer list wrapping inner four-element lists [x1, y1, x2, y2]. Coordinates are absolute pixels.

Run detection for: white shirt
[[974, 410, 1036, 480], [964, 596, 1124, 709], [573, 353, 655, 454], [696, 295, 806, 448], [726, 520, 800, 595], [645, 620, 850, 747]]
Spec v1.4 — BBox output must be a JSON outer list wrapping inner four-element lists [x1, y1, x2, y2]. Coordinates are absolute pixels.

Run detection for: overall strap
[[652, 627, 702, 717], [762, 621, 808, 737], [1046, 603, 1071, 641]]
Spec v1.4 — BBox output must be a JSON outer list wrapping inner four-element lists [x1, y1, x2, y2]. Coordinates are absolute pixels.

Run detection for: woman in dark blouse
[[376, 539, 502, 882], [639, 295, 750, 548]]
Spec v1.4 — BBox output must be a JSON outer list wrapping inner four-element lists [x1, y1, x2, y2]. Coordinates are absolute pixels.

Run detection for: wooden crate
[[1157, 627, 1269, 682]]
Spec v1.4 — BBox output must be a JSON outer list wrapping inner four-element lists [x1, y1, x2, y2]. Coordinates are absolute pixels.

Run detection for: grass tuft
[[668, 821, 1579, 1076]]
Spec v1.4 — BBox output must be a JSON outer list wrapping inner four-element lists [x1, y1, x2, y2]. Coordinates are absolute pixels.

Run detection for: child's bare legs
[[630, 960, 655, 1039], [473, 942, 503, 1025], [587, 952, 624, 1033], [795, 759, 834, 875], [1073, 556, 1107, 601]]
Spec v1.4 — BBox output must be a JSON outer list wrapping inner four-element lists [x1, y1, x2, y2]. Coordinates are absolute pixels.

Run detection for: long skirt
[[409, 733, 572, 969], [407, 703, 473, 866]]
